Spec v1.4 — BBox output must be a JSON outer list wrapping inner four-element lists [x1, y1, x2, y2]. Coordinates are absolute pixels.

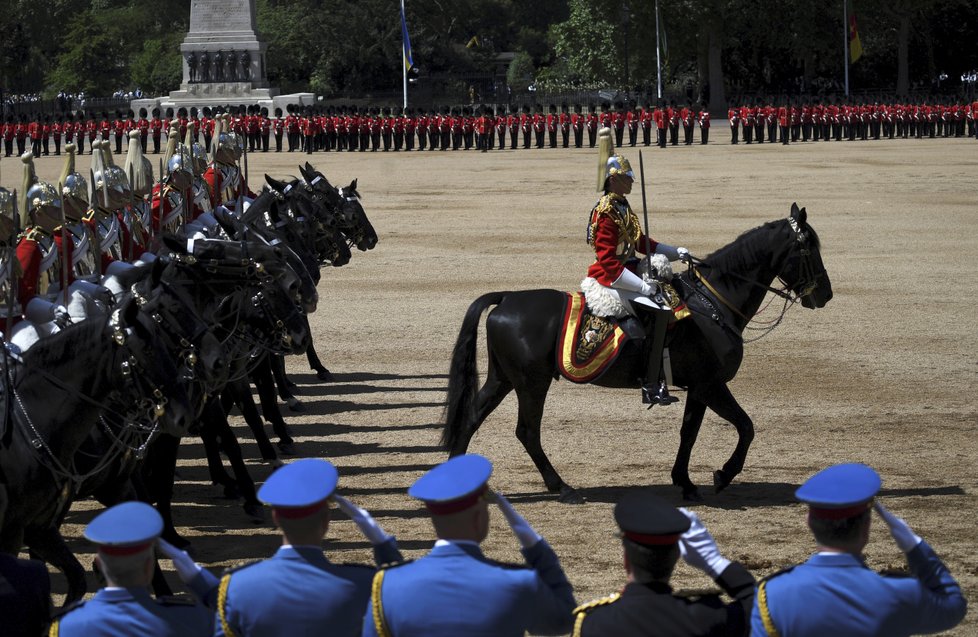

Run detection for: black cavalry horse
[[443, 204, 832, 502]]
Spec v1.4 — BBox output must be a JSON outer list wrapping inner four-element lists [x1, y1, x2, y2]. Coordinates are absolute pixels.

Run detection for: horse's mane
[[21, 315, 106, 368], [703, 218, 820, 273]]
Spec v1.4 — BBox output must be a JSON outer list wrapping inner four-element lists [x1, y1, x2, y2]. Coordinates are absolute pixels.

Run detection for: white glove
[[677, 247, 690, 262], [677, 508, 731, 579], [612, 267, 655, 297], [333, 494, 393, 545], [874, 502, 922, 553], [487, 491, 542, 549], [157, 538, 203, 583]]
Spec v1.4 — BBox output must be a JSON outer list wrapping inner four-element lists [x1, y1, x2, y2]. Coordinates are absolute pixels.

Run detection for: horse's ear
[[150, 256, 165, 285], [798, 207, 807, 224], [790, 202, 800, 217], [348, 178, 357, 192], [299, 163, 315, 181], [120, 295, 140, 331], [265, 174, 287, 192]]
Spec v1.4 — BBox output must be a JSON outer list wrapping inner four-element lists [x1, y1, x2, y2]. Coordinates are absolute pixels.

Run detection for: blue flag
[[401, 0, 414, 73]]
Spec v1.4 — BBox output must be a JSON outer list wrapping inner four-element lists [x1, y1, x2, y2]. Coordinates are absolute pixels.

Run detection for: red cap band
[[809, 502, 871, 520], [623, 531, 681, 546], [425, 486, 487, 515], [274, 499, 328, 519], [98, 542, 153, 557]]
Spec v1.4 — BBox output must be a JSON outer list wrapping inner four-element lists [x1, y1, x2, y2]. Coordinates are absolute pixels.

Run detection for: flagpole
[[843, 0, 850, 97], [402, 0, 408, 110], [655, 0, 662, 100]]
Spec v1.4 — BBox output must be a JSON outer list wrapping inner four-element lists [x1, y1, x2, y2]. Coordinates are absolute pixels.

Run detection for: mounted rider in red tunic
[[581, 128, 689, 407]]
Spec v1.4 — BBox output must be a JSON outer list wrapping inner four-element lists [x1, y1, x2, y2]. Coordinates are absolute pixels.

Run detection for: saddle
[[555, 293, 631, 383]]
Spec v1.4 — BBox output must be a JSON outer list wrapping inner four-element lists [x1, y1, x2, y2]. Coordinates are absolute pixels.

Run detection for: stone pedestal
[[160, 0, 309, 112]]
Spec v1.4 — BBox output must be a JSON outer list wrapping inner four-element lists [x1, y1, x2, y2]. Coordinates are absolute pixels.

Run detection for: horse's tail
[[442, 291, 508, 452]]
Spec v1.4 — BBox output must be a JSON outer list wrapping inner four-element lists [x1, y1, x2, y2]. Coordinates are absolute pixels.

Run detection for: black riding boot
[[641, 308, 678, 407]]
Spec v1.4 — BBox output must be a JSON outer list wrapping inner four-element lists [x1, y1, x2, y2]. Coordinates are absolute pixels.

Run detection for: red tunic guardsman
[[583, 128, 688, 406], [16, 152, 74, 308]]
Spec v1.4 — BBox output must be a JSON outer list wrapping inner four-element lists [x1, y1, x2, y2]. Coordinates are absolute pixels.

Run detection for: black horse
[[443, 204, 832, 502]]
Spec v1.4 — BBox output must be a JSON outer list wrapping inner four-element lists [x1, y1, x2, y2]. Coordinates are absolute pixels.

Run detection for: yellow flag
[[849, 5, 863, 63]]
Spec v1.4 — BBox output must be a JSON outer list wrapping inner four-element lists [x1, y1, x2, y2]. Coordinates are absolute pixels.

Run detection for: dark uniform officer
[[363, 454, 576, 637], [50, 502, 215, 637], [751, 463, 967, 637], [0, 552, 51, 637], [209, 458, 402, 637], [573, 490, 755, 637]]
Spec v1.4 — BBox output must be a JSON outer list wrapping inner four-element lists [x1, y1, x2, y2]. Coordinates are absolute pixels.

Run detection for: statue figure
[[240, 50, 251, 82], [186, 51, 198, 83], [213, 51, 224, 82], [198, 51, 210, 83], [225, 50, 235, 82]]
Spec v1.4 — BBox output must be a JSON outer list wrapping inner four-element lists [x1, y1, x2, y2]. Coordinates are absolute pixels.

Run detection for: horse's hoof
[[682, 487, 704, 502], [315, 368, 334, 382], [713, 470, 732, 494], [557, 487, 586, 505], [277, 441, 297, 456], [287, 398, 305, 412], [244, 502, 265, 524], [222, 483, 242, 500]]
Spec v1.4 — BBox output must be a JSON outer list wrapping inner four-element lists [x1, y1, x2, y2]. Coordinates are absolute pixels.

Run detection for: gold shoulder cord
[[757, 580, 781, 637], [371, 570, 393, 637], [48, 620, 59, 637], [217, 573, 237, 637], [571, 611, 586, 637]]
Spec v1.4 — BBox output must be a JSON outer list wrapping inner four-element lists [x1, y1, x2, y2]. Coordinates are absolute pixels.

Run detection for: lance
[[89, 167, 103, 279], [127, 164, 136, 261], [638, 150, 654, 276], [57, 182, 70, 306], [243, 131, 249, 203], [158, 157, 164, 237]]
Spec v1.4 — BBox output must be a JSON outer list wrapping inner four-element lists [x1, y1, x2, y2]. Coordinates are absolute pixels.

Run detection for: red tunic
[[16, 229, 75, 308], [585, 194, 657, 286]]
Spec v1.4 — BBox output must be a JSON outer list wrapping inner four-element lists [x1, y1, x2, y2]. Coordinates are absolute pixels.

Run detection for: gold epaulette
[[572, 593, 621, 637], [20, 227, 45, 242], [572, 592, 621, 616], [587, 194, 618, 247]]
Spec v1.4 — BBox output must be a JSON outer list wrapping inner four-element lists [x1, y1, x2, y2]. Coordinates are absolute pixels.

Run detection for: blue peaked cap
[[409, 454, 493, 510], [258, 458, 339, 508], [795, 463, 881, 509], [85, 501, 163, 549]]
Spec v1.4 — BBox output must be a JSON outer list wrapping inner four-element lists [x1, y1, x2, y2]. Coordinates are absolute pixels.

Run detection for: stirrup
[[642, 381, 679, 408]]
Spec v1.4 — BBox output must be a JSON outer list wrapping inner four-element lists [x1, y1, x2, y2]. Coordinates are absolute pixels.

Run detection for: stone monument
[[134, 0, 314, 113]]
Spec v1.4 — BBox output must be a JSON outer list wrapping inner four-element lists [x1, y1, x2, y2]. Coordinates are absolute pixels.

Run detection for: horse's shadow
[[289, 398, 446, 416], [287, 371, 449, 384], [503, 483, 967, 510]]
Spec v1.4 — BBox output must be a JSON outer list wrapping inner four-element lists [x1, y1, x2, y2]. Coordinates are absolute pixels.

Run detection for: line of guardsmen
[[1, 454, 966, 637], [725, 96, 978, 145], [5, 96, 976, 159], [0, 108, 256, 335]]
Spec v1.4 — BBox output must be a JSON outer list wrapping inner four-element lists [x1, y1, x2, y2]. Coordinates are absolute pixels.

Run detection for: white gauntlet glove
[[487, 491, 542, 549], [677, 247, 690, 262], [612, 268, 655, 297], [874, 502, 922, 553], [157, 538, 203, 583], [677, 509, 731, 579], [333, 494, 393, 545]]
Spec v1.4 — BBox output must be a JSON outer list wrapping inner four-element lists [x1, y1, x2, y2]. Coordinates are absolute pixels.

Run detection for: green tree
[[548, 0, 621, 87]]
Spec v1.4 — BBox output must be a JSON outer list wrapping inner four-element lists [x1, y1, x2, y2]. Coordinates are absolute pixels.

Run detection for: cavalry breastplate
[[98, 214, 122, 260], [588, 194, 642, 265], [194, 179, 212, 213], [221, 166, 241, 204], [69, 223, 99, 279], [161, 189, 184, 229]]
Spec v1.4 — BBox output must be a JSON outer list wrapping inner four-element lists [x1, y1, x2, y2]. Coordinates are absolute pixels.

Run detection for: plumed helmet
[[124, 131, 153, 197], [215, 131, 238, 165], [21, 152, 61, 227], [91, 141, 131, 208], [163, 130, 192, 186], [60, 143, 89, 219]]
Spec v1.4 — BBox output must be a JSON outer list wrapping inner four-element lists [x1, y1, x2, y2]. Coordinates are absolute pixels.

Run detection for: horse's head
[[781, 203, 832, 309], [109, 297, 195, 438], [338, 179, 378, 251]]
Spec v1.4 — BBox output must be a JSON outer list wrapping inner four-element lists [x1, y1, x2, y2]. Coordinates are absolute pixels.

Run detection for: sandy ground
[[5, 132, 978, 635]]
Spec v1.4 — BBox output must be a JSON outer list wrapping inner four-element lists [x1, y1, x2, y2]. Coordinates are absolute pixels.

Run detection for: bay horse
[[442, 204, 832, 502]]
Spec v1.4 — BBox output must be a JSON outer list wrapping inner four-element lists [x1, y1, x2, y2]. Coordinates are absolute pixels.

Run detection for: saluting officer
[[572, 490, 755, 637], [209, 459, 402, 637], [50, 502, 217, 636], [751, 463, 967, 637], [363, 454, 576, 637]]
